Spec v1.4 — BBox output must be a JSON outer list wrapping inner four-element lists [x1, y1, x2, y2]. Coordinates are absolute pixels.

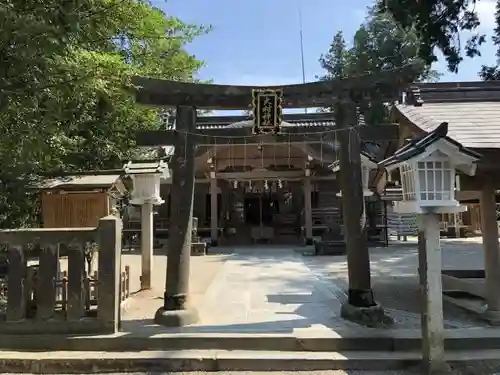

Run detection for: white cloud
[[476, 0, 496, 29]]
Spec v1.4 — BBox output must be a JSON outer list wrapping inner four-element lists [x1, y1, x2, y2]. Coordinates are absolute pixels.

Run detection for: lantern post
[[124, 160, 170, 290], [378, 122, 480, 374]]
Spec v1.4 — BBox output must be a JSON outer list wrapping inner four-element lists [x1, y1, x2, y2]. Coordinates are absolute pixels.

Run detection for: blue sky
[[158, 0, 498, 114], [162, 0, 498, 83]]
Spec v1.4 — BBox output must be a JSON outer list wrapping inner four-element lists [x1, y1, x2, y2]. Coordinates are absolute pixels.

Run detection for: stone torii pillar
[[155, 105, 198, 327], [336, 96, 378, 309]]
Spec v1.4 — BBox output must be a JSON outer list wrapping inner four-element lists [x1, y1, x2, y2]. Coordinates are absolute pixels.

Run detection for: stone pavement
[[119, 239, 490, 334], [197, 247, 358, 333], [304, 237, 489, 329], [120, 251, 228, 325], [3, 240, 500, 374], [121, 246, 359, 333]]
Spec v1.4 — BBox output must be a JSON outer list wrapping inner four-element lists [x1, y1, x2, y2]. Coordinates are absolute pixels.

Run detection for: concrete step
[[2, 349, 500, 373], [2, 329, 500, 352]]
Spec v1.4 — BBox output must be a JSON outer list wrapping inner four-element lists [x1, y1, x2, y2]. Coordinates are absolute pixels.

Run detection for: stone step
[[2, 330, 500, 352], [1, 348, 500, 373]]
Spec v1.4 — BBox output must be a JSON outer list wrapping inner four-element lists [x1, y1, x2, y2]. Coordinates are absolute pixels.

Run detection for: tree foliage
[[319, 8, 438, 124], [480, 0, 500, 80], [0, 0, 209, 227], [376, 0, 486, 73]]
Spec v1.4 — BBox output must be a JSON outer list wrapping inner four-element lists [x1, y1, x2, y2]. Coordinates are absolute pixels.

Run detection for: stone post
[[303, 175, 313, 245], [210, 177, 219, 246], [155, 105, 198, 327], [97, 215, 122, 333], [418, 213, 448, 374], [140, 202, 154, 290], [480, 177, 500, 324]]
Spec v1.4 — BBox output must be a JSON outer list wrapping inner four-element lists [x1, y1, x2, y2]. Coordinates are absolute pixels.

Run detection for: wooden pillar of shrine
[[210, 174, 219, 246], [303, 173, 313, 245], [154, 105, 198, 327]]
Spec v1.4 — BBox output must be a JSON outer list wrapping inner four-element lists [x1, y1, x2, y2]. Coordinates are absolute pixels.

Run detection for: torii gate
[[130, 64, 420, 327]]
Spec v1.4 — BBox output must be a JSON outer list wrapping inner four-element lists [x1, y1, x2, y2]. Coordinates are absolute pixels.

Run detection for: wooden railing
[[0, 215, 122, 335]]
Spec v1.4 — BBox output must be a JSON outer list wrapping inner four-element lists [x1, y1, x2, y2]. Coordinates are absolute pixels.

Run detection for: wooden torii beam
[[132, 63, 423, 329]]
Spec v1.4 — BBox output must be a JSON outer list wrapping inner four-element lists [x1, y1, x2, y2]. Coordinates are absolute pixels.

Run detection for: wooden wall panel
[[42, 192, 109, 228]]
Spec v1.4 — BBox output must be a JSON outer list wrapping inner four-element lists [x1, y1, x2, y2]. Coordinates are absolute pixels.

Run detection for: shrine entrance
[[130, 65, 419, 328], [244, 193, 277, 226]]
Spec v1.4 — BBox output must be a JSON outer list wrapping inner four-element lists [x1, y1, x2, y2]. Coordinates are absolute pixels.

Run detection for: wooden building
[[126, 113, 390, 245], [377, 81, 500, 237], [40, 174, 125, 228]]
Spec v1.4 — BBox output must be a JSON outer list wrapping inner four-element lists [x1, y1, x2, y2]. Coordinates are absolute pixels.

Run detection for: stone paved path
[[120, 239, 491, 334], [196, 247, 357, 334]]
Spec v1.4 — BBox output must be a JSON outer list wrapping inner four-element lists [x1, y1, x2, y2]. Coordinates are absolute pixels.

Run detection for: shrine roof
[[394, 81, 500, 149], [195, 113, 335, 129], [40, 174, 122, 190], [378, 122, 481, 170]]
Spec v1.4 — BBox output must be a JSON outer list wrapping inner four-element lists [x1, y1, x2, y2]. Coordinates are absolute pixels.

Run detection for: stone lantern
[[378, 121, 480, 372], [124, 160, 170, 205], [331, 151, 377, 197], [123, 160, 170, 290], [378, 122, 479, 214]]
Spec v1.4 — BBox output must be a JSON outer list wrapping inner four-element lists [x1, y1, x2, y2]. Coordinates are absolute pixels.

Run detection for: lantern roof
[[123, 160, 170, 179], [378, 122, 481, 176]]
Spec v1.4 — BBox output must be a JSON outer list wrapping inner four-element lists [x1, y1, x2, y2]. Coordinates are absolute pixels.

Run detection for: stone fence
[[0, 215, 122, 335]]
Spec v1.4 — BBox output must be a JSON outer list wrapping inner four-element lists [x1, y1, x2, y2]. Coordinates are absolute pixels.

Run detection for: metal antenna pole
[[298, 6, 307, 114]]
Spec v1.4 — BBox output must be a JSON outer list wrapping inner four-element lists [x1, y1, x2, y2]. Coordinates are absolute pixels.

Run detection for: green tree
[[0, 0, 209, 227], [319, 31, 350, 79], [480, 0, 500, 80], [376, 0, 486, 73], [319, 8, 437, 124]]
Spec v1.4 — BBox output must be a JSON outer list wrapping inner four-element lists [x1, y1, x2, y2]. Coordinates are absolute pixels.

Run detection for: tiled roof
[[195, 112, 337, 129], [396, 81, 500, 149]]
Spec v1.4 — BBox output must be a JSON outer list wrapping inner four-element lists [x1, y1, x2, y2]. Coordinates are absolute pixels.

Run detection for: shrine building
[[125, 112, 392, 247]]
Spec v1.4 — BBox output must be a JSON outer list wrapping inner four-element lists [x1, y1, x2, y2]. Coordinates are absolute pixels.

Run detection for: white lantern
[[331, 151, 376, 197], [123, 160, 170, 205], [379, 122, 480, 214]]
